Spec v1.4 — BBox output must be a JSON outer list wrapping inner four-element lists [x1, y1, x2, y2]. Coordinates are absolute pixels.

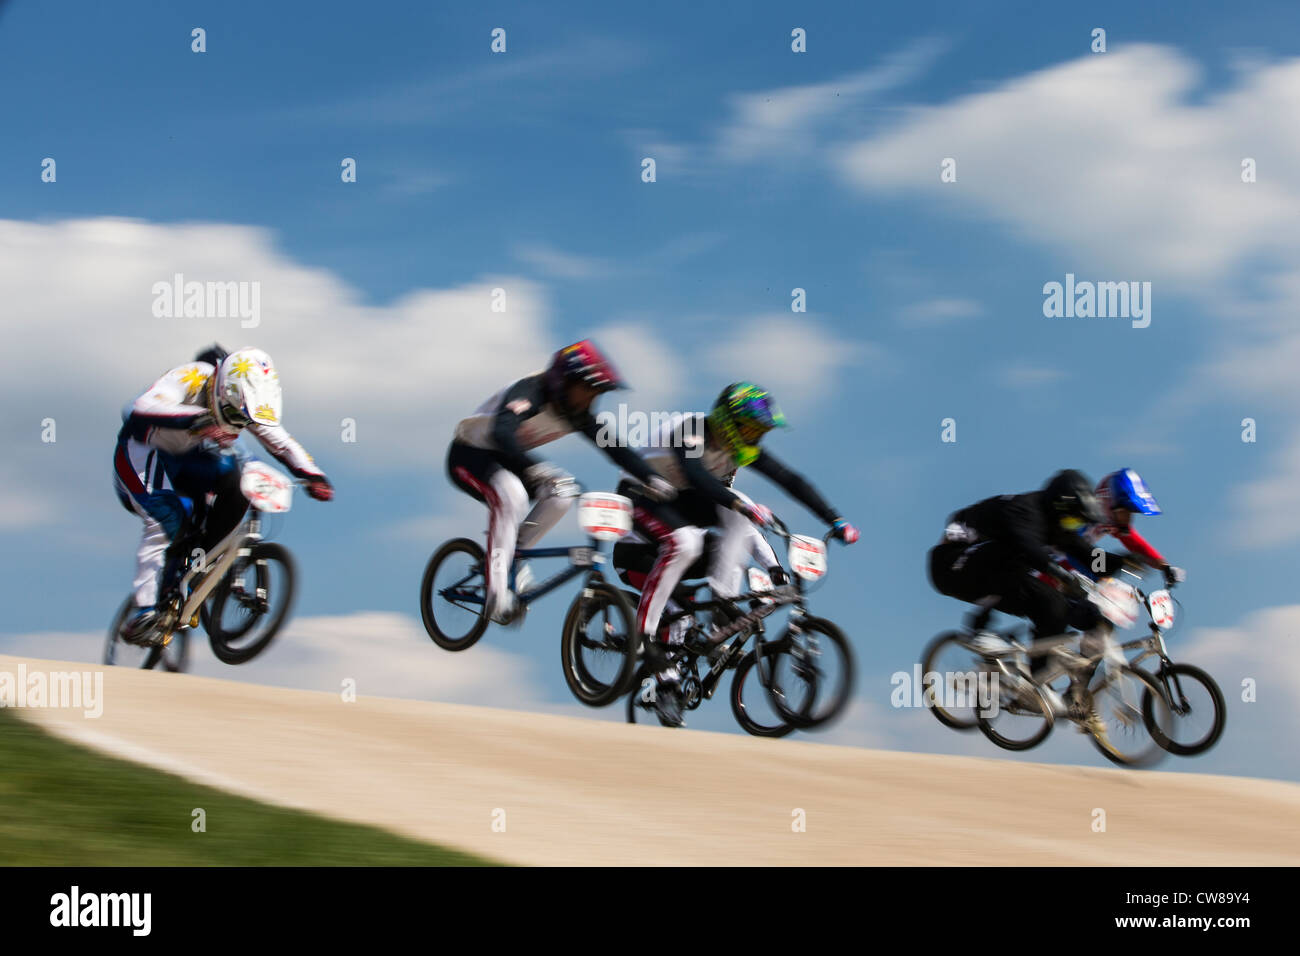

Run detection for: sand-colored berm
[[6, 655, 1297, 866]]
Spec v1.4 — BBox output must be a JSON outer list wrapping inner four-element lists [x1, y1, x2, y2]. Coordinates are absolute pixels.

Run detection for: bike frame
[[439, 538, 617, 610], [172, 512, 263, 629]]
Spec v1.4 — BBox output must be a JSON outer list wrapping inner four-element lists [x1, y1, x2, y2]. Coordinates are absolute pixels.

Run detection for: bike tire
[[560, 580, 639, 707], [1141, 661, 1226, 757], [419, 538, 490, 651], [919, 630, 985, 731], [1089, 663, 1169, 768], [759, 617, 854, 730], [975, 672, 1055, 751], [206, 541, 295, 664], [729, 650, 798, 737], [104, 597, 187, 671]]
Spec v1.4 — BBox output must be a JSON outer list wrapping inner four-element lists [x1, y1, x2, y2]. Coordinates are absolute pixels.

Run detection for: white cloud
[[0, 217, 561, 534], [715, 40, 946, 164], [898, 297, 983, 326], [703, 315, 881, 407], [836, 46, 1300, 279], [833, 46, 1300, 547], [513, 242, 607, 280], [997, 363, 1068, 389]]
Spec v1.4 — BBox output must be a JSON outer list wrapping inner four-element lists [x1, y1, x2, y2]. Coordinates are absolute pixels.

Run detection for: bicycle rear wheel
[[975, 669, 1055, 750], [104, 598, 188, 672], [419, 538, 490, 651], [919, 630, 989, 730]]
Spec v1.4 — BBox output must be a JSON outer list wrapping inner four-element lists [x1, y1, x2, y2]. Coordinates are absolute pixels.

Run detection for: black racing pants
[[928, 540, 1102, 640]]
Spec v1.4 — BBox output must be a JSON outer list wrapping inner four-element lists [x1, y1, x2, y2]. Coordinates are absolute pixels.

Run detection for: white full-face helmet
[[212, 347, 282, 431]]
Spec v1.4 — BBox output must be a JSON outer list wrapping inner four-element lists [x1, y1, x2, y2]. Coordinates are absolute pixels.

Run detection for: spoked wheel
[[919, 630, 994, 731], [975, 668, 1055, 751], [560, 581, 638, 707], [1141, 662, 1225, 757], [204, 542, 296, 664], [756, 617, 853, 730], [730, 650, 798, 737], [1087, 663, 1170, 767], [420, 538, 490, 651], [104, 598, 189, 672]]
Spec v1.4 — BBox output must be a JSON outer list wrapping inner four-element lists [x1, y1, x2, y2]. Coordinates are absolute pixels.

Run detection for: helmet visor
[[735, 419, 771, 444], [222, 403, 252, 429]]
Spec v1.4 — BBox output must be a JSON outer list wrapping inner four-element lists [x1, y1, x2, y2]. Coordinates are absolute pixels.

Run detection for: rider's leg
[[708, 498, 764, 599], [173, 451, 247, 554], [114, 439, 191, 628], [515, 477, 577, 551], [448, 443, 529, 622], [632, 505, 705, 645]]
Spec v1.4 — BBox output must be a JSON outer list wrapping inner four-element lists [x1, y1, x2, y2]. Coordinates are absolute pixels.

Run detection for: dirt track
[[7, 654, 1298, 866]]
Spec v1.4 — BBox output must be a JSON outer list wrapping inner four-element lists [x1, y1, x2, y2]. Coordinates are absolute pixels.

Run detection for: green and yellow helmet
[[708, 382, 786, 467]]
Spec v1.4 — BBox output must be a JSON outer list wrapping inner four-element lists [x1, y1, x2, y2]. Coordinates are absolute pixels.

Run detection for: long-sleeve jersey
[[1088, 522, 1166, 567], [637, 413, 841, 525], [453, 373, 661, 484], [118, 362, 324, 480], [945, 491, 1095, 578]]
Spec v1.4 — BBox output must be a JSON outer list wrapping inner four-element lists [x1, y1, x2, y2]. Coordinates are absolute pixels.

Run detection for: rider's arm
[[246, 423, 325, 480], [1115, 526, 1166, 567], [675, 438, 742, 510], [490, 378, 546, 474], [127, 367, 212, 433], [575, 414, 660, 485], [749, 448, 840, 525]]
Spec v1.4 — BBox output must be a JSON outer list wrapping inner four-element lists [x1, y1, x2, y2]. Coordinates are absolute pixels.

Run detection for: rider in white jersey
[[113, 345, 333, 643]]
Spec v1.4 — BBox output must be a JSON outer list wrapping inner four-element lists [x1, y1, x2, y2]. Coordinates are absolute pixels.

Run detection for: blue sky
[[3, 0, 1299, 778]]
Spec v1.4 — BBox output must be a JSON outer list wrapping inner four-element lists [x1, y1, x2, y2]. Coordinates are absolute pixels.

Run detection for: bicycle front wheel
[[561, 580, 639, 707], [1089, 663, 1170, 767], [757, 617, 854, 730], [205, 542, 296, 664], [1142, 662, 1226, 757]]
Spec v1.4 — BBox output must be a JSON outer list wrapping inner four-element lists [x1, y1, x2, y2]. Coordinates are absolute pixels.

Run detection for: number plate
[[1148, 589, 1175, 629]]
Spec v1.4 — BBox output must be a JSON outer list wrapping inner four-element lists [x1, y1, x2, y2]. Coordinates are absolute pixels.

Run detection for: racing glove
[[831, 517, 859, 544], [1161, 564, 1186, 588], [305, 476, 334, 501]]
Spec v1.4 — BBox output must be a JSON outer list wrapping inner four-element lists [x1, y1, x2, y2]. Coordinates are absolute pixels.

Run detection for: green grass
[[0, 709, 498, 865]]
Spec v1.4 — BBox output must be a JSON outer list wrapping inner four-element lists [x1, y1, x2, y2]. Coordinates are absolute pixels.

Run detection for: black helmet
[[194, 343, 229, 367], [1043, 469, 1104, 524]]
